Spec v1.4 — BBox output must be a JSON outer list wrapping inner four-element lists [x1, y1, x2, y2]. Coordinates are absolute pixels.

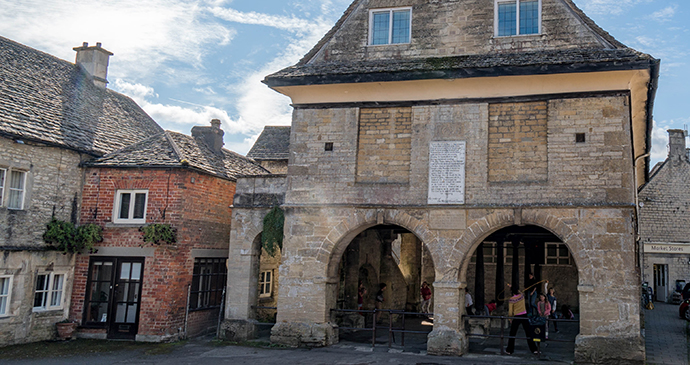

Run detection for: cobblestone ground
[[645, 302, 689, 365]]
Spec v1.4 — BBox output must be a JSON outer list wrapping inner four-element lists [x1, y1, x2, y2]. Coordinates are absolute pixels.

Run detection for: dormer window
[[369, 8, 411, 45], [495, 0, 541, 37]]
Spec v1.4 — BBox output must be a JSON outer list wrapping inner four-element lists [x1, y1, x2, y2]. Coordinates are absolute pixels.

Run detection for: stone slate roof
[[86, 131, 269, 181], [265, 48, 656, 87], [264, 0, 657, 88], [638, 157, 690, 244], [0, 36, 162, 156], [247, 126, 290, 160]]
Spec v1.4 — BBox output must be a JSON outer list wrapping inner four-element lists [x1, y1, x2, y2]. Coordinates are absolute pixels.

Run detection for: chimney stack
[[668, 129, 687, 162], [73, 42, 113, 88], [191, 119, 225, 154]]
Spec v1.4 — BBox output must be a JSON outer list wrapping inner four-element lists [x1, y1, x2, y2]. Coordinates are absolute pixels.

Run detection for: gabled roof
[[265, 0, 657, 87], [247, 126, 290, 160], [0, 36, 162, 156], [85, 131, 270, 181]]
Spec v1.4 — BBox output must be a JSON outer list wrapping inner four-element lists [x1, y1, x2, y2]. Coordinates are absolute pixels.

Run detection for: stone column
[[511, 240, 520, 290], [474, 243, 485, 311], [427, 281, 467, 356], [221, 221, 260, 341], [495, 239, 505, 305]]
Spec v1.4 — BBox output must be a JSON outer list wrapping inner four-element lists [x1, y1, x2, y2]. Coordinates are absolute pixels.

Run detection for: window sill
[[366, 43, 410, 47], [32, 308, 64, 315], [492, 33, 543, 39], [106, 222, 146, 228]]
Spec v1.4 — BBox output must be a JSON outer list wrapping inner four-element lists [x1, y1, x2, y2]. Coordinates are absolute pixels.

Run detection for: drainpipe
[[634, 153, 650, 287], [184, 284, 191, 338]]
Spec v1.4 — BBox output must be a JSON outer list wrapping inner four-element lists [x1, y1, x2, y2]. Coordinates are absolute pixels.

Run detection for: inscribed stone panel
[[356, 107, 412, 184], [488, 101, 548, 183]]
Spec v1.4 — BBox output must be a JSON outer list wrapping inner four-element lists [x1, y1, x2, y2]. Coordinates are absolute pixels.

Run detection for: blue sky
[[0, 0, 686, 167]]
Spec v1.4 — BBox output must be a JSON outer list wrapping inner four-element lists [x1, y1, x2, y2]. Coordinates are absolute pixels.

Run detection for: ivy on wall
[[139, 223, 177, 246], [262, 206, 284, 257], [43, 218, 102, 254]]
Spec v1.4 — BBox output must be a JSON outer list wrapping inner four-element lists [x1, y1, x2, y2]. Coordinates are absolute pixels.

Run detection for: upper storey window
[[369, 8, 411, 45], [113, 190, 147, 224], [495, 0, 541, 37]]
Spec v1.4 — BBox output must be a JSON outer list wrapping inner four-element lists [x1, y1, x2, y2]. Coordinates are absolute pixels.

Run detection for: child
[[547, 287, 559, 332], [420, 282, 432, 314], [561, 304, 574, 320], [536, 294, 551, 318]]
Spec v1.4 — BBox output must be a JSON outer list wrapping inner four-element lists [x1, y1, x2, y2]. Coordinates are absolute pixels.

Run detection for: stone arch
[[323, 209, 440, 280], [451, 209, 586, 284]]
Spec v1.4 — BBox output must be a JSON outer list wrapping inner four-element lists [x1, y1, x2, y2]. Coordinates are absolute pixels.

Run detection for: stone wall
[[308, 0, 609, 64], [0, 137, 87, 346], [356, 107, 412, 183]]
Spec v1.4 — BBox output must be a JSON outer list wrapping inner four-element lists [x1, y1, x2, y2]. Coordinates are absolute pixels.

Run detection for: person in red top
[[420, 281, 432, 314]]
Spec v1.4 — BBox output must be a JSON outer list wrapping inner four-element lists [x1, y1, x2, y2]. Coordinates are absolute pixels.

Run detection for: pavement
[[644, 302, 690, 365], [1, 304, 687, 365]]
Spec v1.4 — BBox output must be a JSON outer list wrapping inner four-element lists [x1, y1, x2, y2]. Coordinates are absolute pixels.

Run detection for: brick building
[[0, 37, 161, 346], [639, 130, 690, 303], [68, 122, 268, 341], [223, 0, 659, 364]]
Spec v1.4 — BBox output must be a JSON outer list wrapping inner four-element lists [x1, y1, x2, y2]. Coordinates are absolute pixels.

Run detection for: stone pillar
[[400, 234, 422, 311], [511, 240, 520, 290], [221, 225, 260, 341], [474, 243, 485, 311], [495, 239, 505, 306], [270, 276, 339, 347], [427, 281, 467, 356], [574, 285, 645, 364]]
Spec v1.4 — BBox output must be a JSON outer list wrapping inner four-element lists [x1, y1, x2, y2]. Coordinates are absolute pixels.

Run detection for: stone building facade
[[224, 1, 659, 364], [639, 130, 690, 303], [68, 124, 267, 342], [0, 37, 162, 346]]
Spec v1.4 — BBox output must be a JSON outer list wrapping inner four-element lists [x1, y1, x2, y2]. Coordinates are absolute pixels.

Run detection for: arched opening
[[464, 224, 579, 361], [251, 233, 281, 339], [331, 224, 435, 351]]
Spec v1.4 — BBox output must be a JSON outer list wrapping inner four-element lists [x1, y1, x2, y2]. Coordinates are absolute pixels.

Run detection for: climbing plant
[[262, 206, 284, 257], [140, 223, 177, 246], [43, 218, 102, 254]]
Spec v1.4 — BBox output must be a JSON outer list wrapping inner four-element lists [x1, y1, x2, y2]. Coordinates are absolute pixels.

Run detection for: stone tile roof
[[0, 36, 162, 156], [86, 131, 270, 181], [638, 157, 690, 244], [247, 126, 290, 160], [265, 48, 655, 87]]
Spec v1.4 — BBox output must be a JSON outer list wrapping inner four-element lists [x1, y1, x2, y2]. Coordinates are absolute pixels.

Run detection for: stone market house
[[223, 0, 659, 364], [69, 121, 268, 341], [0, 37, 162, 346], [639, 130, 690, 303]]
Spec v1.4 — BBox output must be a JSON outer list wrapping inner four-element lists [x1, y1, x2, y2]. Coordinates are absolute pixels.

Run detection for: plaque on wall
[[428, 141, 465, 204]]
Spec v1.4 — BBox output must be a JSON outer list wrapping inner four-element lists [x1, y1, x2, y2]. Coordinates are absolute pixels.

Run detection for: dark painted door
[[108, 258, 144, 339]]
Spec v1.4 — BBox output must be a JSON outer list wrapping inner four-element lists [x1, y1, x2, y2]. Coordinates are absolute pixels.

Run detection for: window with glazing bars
[[190, 258, 227, 310], [370, 8, 411, 45], [496, 0, 540, 36]]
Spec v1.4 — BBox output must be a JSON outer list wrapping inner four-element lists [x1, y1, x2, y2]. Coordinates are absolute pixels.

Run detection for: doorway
[[83, 257, 145, 340], [653, 264, 668, 303]]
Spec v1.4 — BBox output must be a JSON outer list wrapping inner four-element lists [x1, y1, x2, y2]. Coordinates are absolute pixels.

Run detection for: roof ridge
[[296, 0, 364, 66], [558, 0, 625, 49], [164, 130, 184, 163]]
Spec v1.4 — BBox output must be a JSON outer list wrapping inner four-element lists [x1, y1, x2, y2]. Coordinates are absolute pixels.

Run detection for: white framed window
[[33, 273, 65, 311], [369, 7, 412, 45], [495, 0, 541, 37], [6, 170, 26, 210], [545, 243, 570, 265], [113, 190, 148, 224], [259, 270, 273, 298], [0, 275, 12, 316]]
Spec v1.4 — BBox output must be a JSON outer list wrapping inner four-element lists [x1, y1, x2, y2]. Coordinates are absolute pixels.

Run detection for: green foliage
[[139, 223, 177, 246], [43, 219, 102, 254], [262, 206, 284, 257]]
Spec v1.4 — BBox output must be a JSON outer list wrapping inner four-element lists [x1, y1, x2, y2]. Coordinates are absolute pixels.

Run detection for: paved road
[[645, 302, 689, 365]]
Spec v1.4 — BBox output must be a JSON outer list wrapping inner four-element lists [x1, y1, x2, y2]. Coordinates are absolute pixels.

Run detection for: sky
[[0, 0, 686, 168]]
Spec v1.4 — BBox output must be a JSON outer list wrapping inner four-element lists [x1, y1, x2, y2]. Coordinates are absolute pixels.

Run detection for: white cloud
[[650, 119, 690, 166], [0, 0, 234, 82], [650, 5, 677, 22], [210, 7, 314, 33], [574, 0, 652, 15]]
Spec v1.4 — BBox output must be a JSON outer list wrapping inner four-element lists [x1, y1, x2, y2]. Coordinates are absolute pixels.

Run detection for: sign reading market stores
[[644, 243, 690, 254]]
